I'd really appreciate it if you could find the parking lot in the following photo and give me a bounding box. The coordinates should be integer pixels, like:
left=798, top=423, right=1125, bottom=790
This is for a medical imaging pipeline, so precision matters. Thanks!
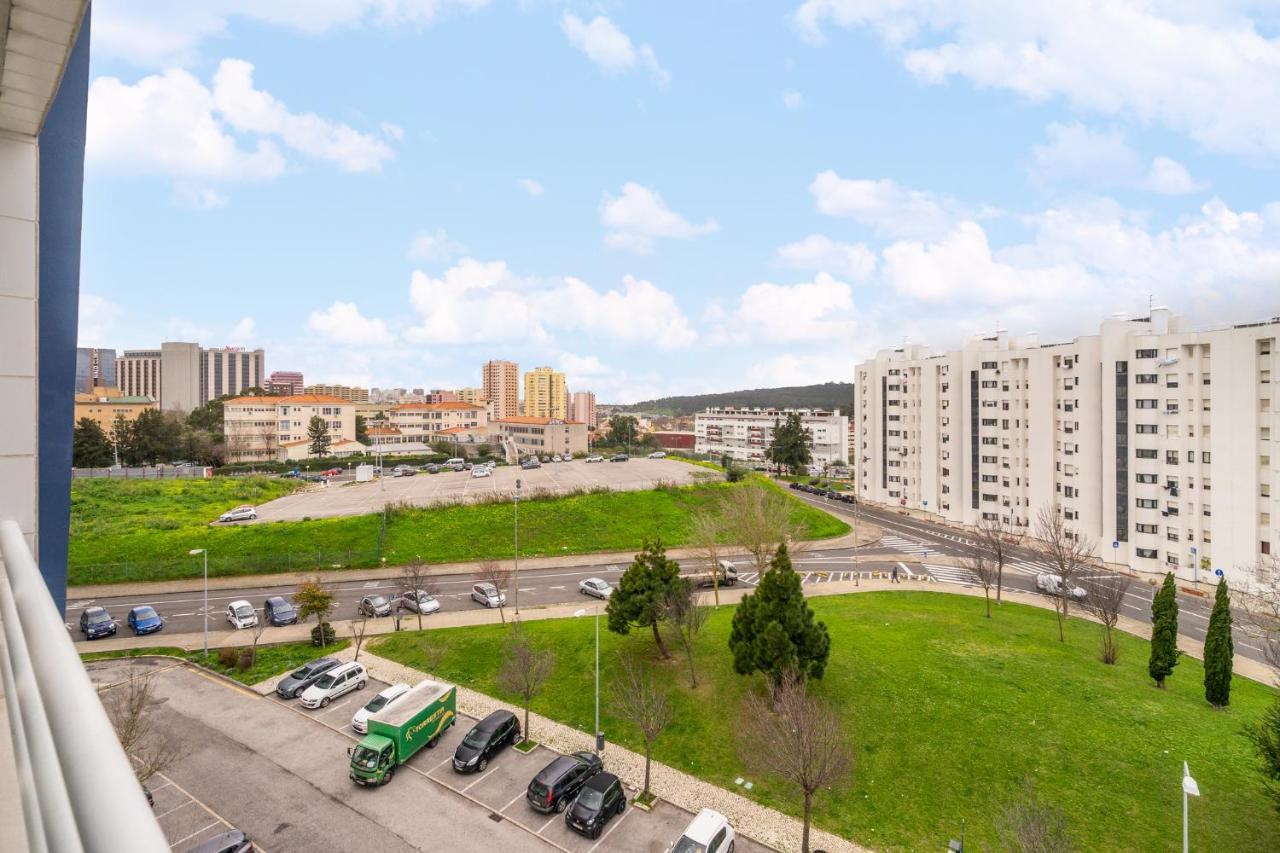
left=248, top=457, right=710, bottom=522
left=87, top=657, right=770, bottom=852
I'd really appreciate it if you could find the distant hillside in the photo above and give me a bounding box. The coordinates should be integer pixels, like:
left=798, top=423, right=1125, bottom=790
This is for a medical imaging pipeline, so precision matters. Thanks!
left=621, top=382, right=853, bottom=416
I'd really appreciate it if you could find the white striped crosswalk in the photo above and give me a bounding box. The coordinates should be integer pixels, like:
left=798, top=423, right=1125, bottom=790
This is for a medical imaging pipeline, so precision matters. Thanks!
left=924, top=564, right=980, bottom=586
left=1007, top=559, right=1057, bottom=577
left=878, top=535, right=935, bottom=556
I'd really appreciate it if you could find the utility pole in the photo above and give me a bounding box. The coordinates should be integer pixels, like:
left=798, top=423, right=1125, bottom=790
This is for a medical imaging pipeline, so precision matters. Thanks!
left=514, top=478, right=521, bottom=617
left=189, top=548, right=209, bottom=658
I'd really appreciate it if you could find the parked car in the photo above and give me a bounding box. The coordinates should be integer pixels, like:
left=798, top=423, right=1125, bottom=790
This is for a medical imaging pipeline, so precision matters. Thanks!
left=551, top=455, right=562, bottom=463
left=321, top=468, right=342, bottom=477
left=79, top=605, right=117, bottom=639
left=276, top=657, right=340, bottom=699
left=264, top=595, right=298, bottom=626
left=299, top=661, right=367, bottom=709
left=609, top=454, right=629, bottom=462
left=217, top=505, right=257, bottom=523
left=648, top=451, right=667, bottom=459
left=226, top=600, right=258, bottom=629
left=398, top=589, right=441, bottom=614
left=280, top=469, right=299, bottom=478
left=521, top=459, right=541, bottom=469
left=565, top=771, right=626, bottom=839
left=358, top=594, right=393, bottom=617
left=671, top=809, right=736, bottom=853
left=1036, top=573, right=1088, bottom=600
left=540, top=455, right=551, bottom=463
left=421, top=464, right=441, bottom=474
left=351, top=682, right=411, bottom=734
left=452, top=709, right=520, bottom=773
left=528, top=750, right=603, bottom=814
left=184, top=828, right=254, bottom=853
left=471, top=582, right=506, bottom=608
left=585, top=455, right=604, bottom=463
left=127, top=605, right=163, bottom=636
left=391, top=467, right=416, bottom=477
left=578, top=577, right=613, bottom=599
left=471, top=466, right=492, bottom=478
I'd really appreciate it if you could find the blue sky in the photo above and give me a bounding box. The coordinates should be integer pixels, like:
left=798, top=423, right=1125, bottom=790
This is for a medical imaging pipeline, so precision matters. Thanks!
left=81, top=1, right=1280, bottom=402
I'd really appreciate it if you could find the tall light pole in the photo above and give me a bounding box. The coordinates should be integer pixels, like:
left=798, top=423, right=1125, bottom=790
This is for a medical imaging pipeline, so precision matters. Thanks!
left=575, top=605, right=602, bottom=755
left=189, top=548, right=209, bottom=658
left=514, top=478, right=521, bottom=617
left=1182, top=761, right=1200, bottom=853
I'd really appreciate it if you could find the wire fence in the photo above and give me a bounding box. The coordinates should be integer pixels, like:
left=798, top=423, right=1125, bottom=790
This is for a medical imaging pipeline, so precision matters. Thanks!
left=68, top=547, right=386, bottom=586
left=72, top=466, right=210, bottom=479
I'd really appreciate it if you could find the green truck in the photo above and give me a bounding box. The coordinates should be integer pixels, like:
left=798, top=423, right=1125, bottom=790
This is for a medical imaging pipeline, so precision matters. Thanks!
left=349, top=679, right=457, bottom=786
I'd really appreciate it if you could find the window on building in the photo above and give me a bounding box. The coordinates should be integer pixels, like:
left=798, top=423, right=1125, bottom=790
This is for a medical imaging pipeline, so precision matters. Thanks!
left=1136, top=349, right=1157, bottom=358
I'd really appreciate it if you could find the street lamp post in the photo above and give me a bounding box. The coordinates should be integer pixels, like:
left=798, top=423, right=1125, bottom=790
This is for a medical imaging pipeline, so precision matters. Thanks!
left=514, top=478, right=521, bottom=617
left=1182, top=761, right=1200, bottom=853
left=575, top=605, right=602, bottom=755
left=189, top=548, right=209, bottom=658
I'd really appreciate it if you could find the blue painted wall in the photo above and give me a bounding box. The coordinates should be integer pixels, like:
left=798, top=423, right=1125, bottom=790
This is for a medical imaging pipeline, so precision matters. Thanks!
left=37, top=7, right=91, bottom=611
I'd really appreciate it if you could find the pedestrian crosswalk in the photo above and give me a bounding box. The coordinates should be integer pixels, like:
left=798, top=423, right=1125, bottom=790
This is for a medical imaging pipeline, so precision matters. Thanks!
left=924, top=564, right=981, bottom=586
left=1007, top=559, right=1058, bottom=577
left=737, top=570, right=863, bottom=587
left=878, top=535, right=935, bottom=556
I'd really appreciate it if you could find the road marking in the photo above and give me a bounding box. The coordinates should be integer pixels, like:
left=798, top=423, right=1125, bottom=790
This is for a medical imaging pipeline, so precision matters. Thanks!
left=363, top=581, right=381, bottom=588
left=924, top=564, right=980, bottom=586
left=538, top=811, right=561, bottom=833
left=549, top=585, right=566, bottom=591
left=587, top=802, right=634, bottom=853
left=171, top=821, right=223, bottom=848
left=153, top=799, right=196, bottom=820
left=462, top=769, right=490, bottom=793
left=501, top=790, right=527, bottom=812
left=427, top=753, right=457, bottom=774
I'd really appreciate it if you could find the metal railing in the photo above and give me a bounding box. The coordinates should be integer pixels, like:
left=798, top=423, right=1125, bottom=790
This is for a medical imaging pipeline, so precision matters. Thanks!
left=0, top=520, right=169, bottom=853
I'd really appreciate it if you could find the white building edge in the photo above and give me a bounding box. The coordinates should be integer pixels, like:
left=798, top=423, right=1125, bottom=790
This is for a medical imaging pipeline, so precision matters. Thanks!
left=695, top=407, right=850, bottom=468
left=854, top=308, right=1279, bottom=590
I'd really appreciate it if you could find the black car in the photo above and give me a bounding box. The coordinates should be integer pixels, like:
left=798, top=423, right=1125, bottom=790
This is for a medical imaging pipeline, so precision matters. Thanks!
left=79, top=605, right=117, bottom=639
left=609, top=454, right=629, bottom=462
left=527, top=750, right=603, bottom=814
left=565, top=772, right=626, bottom=839
left=185, top=828, right=254, bottom=853
left=263, top=596, right=298, bottom=626
left=275, top=657, right=340, bottom=699
left=453, top=709, right=520, bottom=773
left=358, top=594, right=392, bottom=617
left=521, top=459, right=541, bottom=469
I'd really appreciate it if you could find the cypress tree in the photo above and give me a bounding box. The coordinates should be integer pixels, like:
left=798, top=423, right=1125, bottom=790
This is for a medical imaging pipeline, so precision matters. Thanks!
left=729, top=543, right=830, bottom=687
left=1203, top=577, right=1234, bottom=707
left=1148, top=572, right=1180, bottom=688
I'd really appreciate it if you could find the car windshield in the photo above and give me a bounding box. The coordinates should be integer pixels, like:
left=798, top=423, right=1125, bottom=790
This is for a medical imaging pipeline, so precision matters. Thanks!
left=365, top=694, right=391, bottom=712
left=352, top=746, right=381, bottom=768
left=234, top=604, right=254, bottom=618
left=577, top=787, right=604, bottom=810
left=315, top=673, right=337, bottom=689
left=290, top=666, right=313, bottom=679
left=86, top=611, right=111, bottom=625
left=369, top=596, right=387, bottom=607
left=134, top=607, right=157, bottom=620
left=671, top=837, right=708, bottom=853
left=462, top=729, right=490, bottom=748
left=274, top=602, right=294, bottom=614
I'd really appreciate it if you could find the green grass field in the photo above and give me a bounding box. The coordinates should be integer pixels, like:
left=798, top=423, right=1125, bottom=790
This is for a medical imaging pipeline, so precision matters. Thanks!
left=81, top=639, right=350, bottom=685
left=371, top=592, right=1280, bottom=851
left=68, top=477, right=848, bottom=585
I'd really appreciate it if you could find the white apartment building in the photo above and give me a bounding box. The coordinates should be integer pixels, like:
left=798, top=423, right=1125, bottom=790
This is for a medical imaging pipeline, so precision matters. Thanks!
left=694, top=407, right=850, bottom=467
left=223, top=394, right=360, bottom=462
left=367, top=401, right=490, bottom=453
left=854, top=309, right=1280, bottom=588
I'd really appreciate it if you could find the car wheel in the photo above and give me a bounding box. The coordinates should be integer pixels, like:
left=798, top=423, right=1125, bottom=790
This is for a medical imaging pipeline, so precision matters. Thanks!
left=357, top=680, right=366, bottom=690
left=320, top=696, right=331, bottom=708
left=478, top=757, right=488, bottom=772
left=556, top=797, right=567, bottom=813
left=727, top=843, right=734, bottom=853
left=617, top=798, right=625, bottom=814
left=427, top=734, right=439, bottom=749
left=591, top=825, right=601, bottom=840
left=384, top=766, right=394, bottom=784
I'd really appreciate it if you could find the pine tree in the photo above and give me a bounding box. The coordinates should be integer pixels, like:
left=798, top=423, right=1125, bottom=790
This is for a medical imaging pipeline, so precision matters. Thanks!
left=729, top=543, right=830, bottom=687
left=307, top=415, right=332, bottom=458
left=1203, top=577, right=1234, bottom=707
left=605, top=540, right=684, bottom=659
left=766, top=413, right=812, bottom=475
left=72, top=417, right=114, bottom=467
left=1148, top=572, right=1181, bottom=688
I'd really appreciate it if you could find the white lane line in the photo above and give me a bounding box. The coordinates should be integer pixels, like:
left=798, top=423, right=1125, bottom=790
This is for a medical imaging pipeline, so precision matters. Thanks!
left=538, top=811, right=561, bottom=833
left=501, top=790, right=528, bottom=813
left=461, top=770, right=490, bottom=793
left=170, top=821, right=222, bottom=848
left=427, top=753, right=457, bottom=775
left=153, top=799, right=196, bottom=820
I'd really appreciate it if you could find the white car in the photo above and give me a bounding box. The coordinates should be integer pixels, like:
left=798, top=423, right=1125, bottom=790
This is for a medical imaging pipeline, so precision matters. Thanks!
left=552, top=455, right=562, bottom=462
left=225, top=600, right=258, bottom=629
left=300, top=662, right=367, bottom=709
left=399, top=589, right=441, bottom=614
left=471, top=582, right=506, bottom=608
left=579, top=577, right=613, bottom=599
left=471, top=466, right=491, bottom=478
left=351, top=682, right=411, bottom=733
left=670, top=809, right=735, bottom=853
left=585, top=455, right=604, bottom=463
left=218, top=505, right=257, bottom=523
left=1036, top=573, right=1087, bottom=600
left=648, top=451, right=667, bottom=459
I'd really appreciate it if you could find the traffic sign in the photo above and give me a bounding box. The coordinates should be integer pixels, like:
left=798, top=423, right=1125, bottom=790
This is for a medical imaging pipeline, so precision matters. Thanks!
left=1112, top=541, right=1119, bottom=549
left=1215, top=568, right=1224, bottom=578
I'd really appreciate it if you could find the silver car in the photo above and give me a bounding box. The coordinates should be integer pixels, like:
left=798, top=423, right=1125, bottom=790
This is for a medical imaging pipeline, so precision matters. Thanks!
left=578, top=577, right=613, bottom=599
left=471, top=582, right=506, bottom=608
left=399, top=589, right=441, bottom=614
left=1036, top=573, right=1087, bottom=600
left=218, top=504, right=257, bottom=523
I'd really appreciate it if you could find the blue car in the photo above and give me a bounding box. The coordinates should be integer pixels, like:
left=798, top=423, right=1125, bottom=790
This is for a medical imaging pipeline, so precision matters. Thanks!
left=264, top=596, right=298, bottom=626
left=79, top=606, right=117, bottom=640
left=127, top=605, right=164, bottom=636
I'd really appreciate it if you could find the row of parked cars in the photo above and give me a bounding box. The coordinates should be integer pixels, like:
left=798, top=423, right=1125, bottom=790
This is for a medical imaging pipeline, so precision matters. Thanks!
left=788, top=480, right=857, bottom=504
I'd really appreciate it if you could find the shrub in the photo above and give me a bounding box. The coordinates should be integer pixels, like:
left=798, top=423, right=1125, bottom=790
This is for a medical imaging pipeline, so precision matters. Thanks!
left=236, top=649, right=254, bottom=671
left=311, top=621, right=336, bottom=646
left=217, top=647, right=238, bottom=668
left=808, top=477, right=819, bottom=485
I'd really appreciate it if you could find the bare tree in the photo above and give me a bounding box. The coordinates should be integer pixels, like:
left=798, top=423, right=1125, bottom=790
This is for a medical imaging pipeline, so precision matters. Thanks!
left=1082, top=574, right=1132, bottom=664
left=1239, top=555, right=1280, bottom=682
left=689, top=508, right=728, bottom=607
left=974, top=514, right=1025, bottom=604
left=496, top=626, right=555, bottom=745
left=960, top=546, right=1001, bottom=619
left=102, top=669, right=183, bottom=784
left=351, top=612, right=370, bottom=662
left=738, top=672, right=852, bottom=853
left=416, top=636, right=448, bottom=676
left=477, top=559, right=514, bottom=625
left=661, top=580, right=711, bottom=687
left=724, top=482, right=799, bottom=573
left=399, top=556, right=438, bottom=631
left=998, top=780, right=1075, bottom=853
left=1034, top=504, right=1097, bottom=642
left=610, top=653, right=673, bottom=802
left=248, top=615, right=269, bottom=667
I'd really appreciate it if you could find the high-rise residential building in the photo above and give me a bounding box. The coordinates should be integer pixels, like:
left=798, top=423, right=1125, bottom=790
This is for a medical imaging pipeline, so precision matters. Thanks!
left=695, top=407, right=849, bottom=467
left=571, top=391, right=598, bottom=428
left=457, top=386, right=488, bottom=405
left=269, top=370, right=304, bottom=395
left=303, top=383, right=370, bottom=403
left=483, top=359, right=520, bottom=419
left=854, top=308, right=1280, bottom=589
left=200, top=346, right=265, bottom=403
left=74, top=347, right=116, bottom=393
left=117, top=349, right=162, bottom=402
left=118, top=343, right=263, bottom=410
left=523, top=366, right=567, bottom=419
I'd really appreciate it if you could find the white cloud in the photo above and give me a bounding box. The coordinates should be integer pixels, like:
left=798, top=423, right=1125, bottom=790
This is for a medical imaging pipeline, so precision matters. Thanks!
left=791, top=1, right=1280, bottom=159
left=95, top=0, right=491, bottom=67
left=404, top=258, right=696, bottom=348
left=783, top=91, right=805, bottom=109
left=561, top=14, right=670, bottom=85
left=78, top=293, right=125, bottom=347
left=517, top=178, right=545, bottom=197
left=408, top=229, right=467, bottom=263
left=776, top=234, right=876, bottom=281
left=601, top=182, right=718, bottom=253
left=307, top=301, right=394, bottom=346
left=809, top=170, right=967, bottom=239
left=560, top=352, right=609, bottom=380
left=1142, top=156, right=1208, bottom=195
left=379, top=121, right=406, bottom=141
left=174, top=183, right=230, bottom=209
left=228, top=316, right=257, bottom=345
left=748, top=352, right=854, bottom=387
left=1029, top=123, right=1208, bottom=195
left=716, top=274, right=857, bottom=343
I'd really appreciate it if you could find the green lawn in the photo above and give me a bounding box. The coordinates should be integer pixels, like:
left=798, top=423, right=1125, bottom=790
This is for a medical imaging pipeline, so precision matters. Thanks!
left=371, top=592, right=1280, bottom=852
left=81, top=639, right=350, bottom=685
left=68, top=477, right=848, bottom=585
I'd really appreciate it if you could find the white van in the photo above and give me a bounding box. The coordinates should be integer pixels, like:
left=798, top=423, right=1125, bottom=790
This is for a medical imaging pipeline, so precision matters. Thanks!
left=445, top=457, right=465, bottom=466
left=299, top=661, right=367, bottom=709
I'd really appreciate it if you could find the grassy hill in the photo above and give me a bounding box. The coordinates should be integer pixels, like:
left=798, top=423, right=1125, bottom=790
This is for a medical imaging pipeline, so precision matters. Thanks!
left=621, top=381, right=853, bottom=416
